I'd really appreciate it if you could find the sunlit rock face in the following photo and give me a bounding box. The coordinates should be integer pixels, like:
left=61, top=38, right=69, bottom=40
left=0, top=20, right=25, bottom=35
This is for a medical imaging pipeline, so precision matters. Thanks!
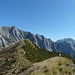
left=0, top=26, right=55, bottom=51
left=0, top=35, right=7, bottom=47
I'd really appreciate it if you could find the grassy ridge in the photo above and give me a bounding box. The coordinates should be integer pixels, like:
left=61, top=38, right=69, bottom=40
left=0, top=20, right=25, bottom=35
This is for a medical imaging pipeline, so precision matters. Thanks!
left=0, top=40, right=31, bottom=75
left=23, top=39, right=75, bottom=63
left=0, top=39, right=75, bottom=75
left=22, top=57, right=75, bottom=75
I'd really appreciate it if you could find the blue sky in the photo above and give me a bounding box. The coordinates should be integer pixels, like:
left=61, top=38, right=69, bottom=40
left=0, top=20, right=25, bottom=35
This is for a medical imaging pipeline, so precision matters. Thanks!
left=0, top=0, right=75, bottom=41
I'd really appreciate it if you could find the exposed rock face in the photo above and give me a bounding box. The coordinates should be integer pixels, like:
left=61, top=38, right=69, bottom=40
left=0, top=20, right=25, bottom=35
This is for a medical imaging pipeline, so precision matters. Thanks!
left=56, top=38, right=75, bottom=58
left=0, top=35, right=7, bottom=48
left=0, top=26, right=54, bottom=51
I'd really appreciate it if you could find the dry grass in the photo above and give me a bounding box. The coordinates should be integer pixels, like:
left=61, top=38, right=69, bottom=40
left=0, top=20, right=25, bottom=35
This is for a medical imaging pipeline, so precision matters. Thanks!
left=21, top=57, right=75, bottom=75
left=0, top=39, right=75, bottom=75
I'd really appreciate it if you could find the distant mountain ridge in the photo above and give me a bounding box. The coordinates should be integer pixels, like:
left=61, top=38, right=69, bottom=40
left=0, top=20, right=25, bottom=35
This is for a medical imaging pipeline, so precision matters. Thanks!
left=56, top=38, right=75, bottom=58
left=0, top=26, right=75, bottom=58
left=56, top=38, right=75, bottom=44
left=0, top=26, right=55, bottom=51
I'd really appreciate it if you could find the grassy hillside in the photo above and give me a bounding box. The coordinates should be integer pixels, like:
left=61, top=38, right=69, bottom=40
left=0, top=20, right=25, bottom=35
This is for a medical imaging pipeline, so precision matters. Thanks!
left=23, top=39, right=59, bottom=62
left=20, top=57, right=75, bottom=75
left=0, top=40, right=31, bottom=75
left=23, top=39, right=75, bottom=63
left=0, top=39, right=75, bottom=75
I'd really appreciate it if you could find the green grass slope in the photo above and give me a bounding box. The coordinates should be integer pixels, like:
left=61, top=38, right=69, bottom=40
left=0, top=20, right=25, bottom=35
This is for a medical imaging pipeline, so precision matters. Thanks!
left=23, top=39, right=75, bottom=63
left=23, top=39, right=59, bottom=62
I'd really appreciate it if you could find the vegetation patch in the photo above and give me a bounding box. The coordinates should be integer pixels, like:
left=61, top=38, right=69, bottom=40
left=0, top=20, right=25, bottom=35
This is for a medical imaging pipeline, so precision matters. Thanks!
left=0, top=39, right=75, bottom=75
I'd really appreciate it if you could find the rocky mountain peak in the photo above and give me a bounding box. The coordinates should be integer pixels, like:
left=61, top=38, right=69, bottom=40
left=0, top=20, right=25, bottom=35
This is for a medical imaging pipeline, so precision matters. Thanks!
left=57, top=38, right=75, bottom=44
left=0, top=26, right=54, bottom=51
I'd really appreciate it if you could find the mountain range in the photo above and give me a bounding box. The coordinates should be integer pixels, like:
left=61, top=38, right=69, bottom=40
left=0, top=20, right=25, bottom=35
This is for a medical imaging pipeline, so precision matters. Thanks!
left=0, top=26, right=75, bottom=58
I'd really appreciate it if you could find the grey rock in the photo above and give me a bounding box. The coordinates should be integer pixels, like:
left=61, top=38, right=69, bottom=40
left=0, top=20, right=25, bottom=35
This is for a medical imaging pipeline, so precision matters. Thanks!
left=0, top=26, right=54, bottom=51
left=56, top=38, right=75, bottom=58
left=0, top=35, right=7, bottom=48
